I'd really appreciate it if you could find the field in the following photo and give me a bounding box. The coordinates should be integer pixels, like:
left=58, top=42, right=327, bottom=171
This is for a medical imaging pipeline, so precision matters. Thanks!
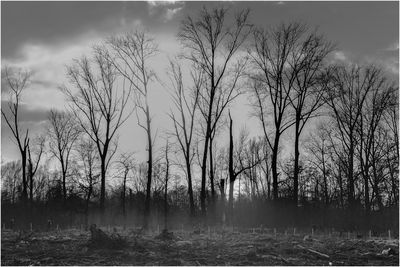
left=1, top=227, right=399, bottom=266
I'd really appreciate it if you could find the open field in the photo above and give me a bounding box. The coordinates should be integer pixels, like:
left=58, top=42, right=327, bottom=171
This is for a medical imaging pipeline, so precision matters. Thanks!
left=1, top=227, right=399, bottom=266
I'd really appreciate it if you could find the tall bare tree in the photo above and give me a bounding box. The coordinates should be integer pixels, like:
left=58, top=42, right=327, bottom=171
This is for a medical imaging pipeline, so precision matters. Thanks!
left=324, top=64, right=383, bottom=211
left=1, top=66, right=32, bottom=206
left=167, top=60, right=202, bottom=216
left=62, top=46, right=131, bottom=213
left=47, top=109, right=81, bottom=202
left=249, top=23, right=305, bottom=200
left=383, top=94, right=399, bottom=205
left=163, top=139, right=170, bottom=230
left=357, top=75, right=394, bottom=215
left=179, top=7, right=252, bottom=214
left=27, top=135, right=45, bottom=204
left=286, top=29, right=334, bottom=206
left=107, top=30, right=157, bottom=228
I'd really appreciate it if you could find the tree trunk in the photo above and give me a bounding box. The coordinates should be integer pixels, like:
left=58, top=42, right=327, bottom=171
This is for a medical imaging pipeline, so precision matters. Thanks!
left=21, top=153, right=28, bottom=206
left=338, top=166, right=344, bottom=209
left=186, top=157, right=195, bottom=216
left=164, top=173, right=168, bottom=230
left=28, top=162, right=33, bottom=204
left=322, top=154, right=329, bottom=207
left=122, top=171, right=127, bottom=222
left=228, top=113, right=235, bottom=222
left=100, top=159, right=106, bottom=213
left=209, top=138, right=215, bottom=202
left=200, top=129, right=210, bottom=215
left=348, top=141, right=355, bottom=210
left=144, top=104, right=153, bottom=229
left=200, top=81, right=215, bottom=215
left=220, top=179, right=226, bottom=225
left=293, top=120, right=300, bottom=206
left=271, top=132, right=280, bottom=200
left=85, top=187, right=92, bottom=229
left=61, top=160, right=67, bottom=203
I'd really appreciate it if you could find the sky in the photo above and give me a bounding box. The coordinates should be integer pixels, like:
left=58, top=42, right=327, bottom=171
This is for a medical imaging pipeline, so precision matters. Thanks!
left=1, top=0, right=399, bottom=166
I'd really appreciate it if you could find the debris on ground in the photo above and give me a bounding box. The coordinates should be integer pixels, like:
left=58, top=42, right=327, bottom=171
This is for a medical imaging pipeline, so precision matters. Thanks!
left=296, top=244, right=330, bottom=259
left=88, top=224, right=128, bottom=250
left=1, top=228, right=398, bottom=266
left=155, top=229, right=176, bottom=241
left=381, top=248, right=396, bottom=256
left=176, top=240, right=193, bottom=246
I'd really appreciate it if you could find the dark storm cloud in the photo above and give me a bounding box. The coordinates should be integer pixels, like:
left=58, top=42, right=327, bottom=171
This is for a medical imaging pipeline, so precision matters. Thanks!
left=1, top=100, right=49, bottom=123
left=1, top=1, right=148, bottom=60
left=2, top=1, right=398, bottom=61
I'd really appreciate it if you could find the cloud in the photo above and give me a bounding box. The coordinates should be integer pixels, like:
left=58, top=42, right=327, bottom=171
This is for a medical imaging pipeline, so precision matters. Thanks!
left=164, top=6, right=183, bottom=21
left=1, top=34, right=101, bottom=110
left=333, top=51, right=347, bottom=62
left=1, top=100, right=49, bottom=123
left=147, top=1, right=184, bottom=22
left=385, top=41, right=399, bottom=51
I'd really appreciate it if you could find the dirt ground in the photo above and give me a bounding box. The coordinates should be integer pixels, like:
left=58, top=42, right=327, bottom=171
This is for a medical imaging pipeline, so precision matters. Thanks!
left=1, top=227, right=399, bottom=266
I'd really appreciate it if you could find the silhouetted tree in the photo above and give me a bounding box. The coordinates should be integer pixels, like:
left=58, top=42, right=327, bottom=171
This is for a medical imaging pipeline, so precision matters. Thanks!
left=357, top=74, right=395, bottom=215
left=27, top=134, right=45, bottom=204
left=1, top=66, right=32, bottom=206
left=286, top=28, right=334, bottom=206
left=107, top=30, right=157, bottom=228
left=250, top=23, right=305, bottom=200
left=167, top=60, right=202, bottom=216
left=116, top=153, right=135, bottom=224
left=62, top=46, right=131, bottom=213
left=324, top=64, right=383, bottom=211
left=73, top=138, right=100, bottom=227
left=179, top=7, right=252, bottom=214
left=47, top=109, right=81, bottom=202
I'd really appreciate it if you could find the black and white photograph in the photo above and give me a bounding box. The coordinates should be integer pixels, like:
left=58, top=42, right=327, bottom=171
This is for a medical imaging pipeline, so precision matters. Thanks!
left=1, top=0, right=399, bottom=266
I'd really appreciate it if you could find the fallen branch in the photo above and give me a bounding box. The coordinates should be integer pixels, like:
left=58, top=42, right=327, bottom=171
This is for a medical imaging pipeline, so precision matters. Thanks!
left=297, top=245, right=330, bottom=259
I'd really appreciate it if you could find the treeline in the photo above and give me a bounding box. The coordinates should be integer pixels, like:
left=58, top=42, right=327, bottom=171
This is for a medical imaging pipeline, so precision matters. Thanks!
left=1, top=7, right=398, bottom=232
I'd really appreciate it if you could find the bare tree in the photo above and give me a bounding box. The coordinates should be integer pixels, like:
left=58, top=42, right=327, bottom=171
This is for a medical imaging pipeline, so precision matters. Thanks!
left=116, top=152, right=135, bottom=224
left=357, top=75, right=395, bottom=215
left=286, top=29, right=334, bottom=206
left=167, top=60, right=202, bottom=216
left=305, top=122, right=333, bottom=207
left=163, top=139, right=170, bottom=230
left=1, top=66, right=32, bottom=206
left=73, top=138, right=100, bottom=227
left=249, top=23, right=306, bottom=200
left=324, top=64, right=383, bottom=211
left=383, top=91, right=399, bottom=206
left=1, top=161, right=22, bottom=204
left=47, top=109, right=81, bottom=202
left=228, top=112, right=260, bottom=222
left=61, top=46, right=131, bottom=213
left=107, top=30, right=157, bottom=228
left=179, top=7, right=252, bottom=214
left=27, top=135, right=45, bottom=204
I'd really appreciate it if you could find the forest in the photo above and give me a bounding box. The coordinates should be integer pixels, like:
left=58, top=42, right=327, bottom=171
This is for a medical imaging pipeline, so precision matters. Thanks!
left=1, top=6, right=399, bottom=237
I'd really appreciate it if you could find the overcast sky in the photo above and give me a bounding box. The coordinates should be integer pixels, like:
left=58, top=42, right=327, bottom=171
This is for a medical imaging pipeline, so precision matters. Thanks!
left=1, top=1, right=399, bottom=164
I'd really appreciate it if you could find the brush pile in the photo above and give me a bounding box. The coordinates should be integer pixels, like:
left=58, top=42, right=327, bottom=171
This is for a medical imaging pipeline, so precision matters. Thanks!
left=88, top=224, right=128, bottom=250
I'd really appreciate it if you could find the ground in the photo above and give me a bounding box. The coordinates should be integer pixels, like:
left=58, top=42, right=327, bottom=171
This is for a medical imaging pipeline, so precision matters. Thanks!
left=1, top=227, right=399, bottom=266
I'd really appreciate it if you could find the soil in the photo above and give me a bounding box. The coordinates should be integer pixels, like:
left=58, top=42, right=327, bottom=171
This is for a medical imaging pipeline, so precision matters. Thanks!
left=1, top=228, right=399, bottom=266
